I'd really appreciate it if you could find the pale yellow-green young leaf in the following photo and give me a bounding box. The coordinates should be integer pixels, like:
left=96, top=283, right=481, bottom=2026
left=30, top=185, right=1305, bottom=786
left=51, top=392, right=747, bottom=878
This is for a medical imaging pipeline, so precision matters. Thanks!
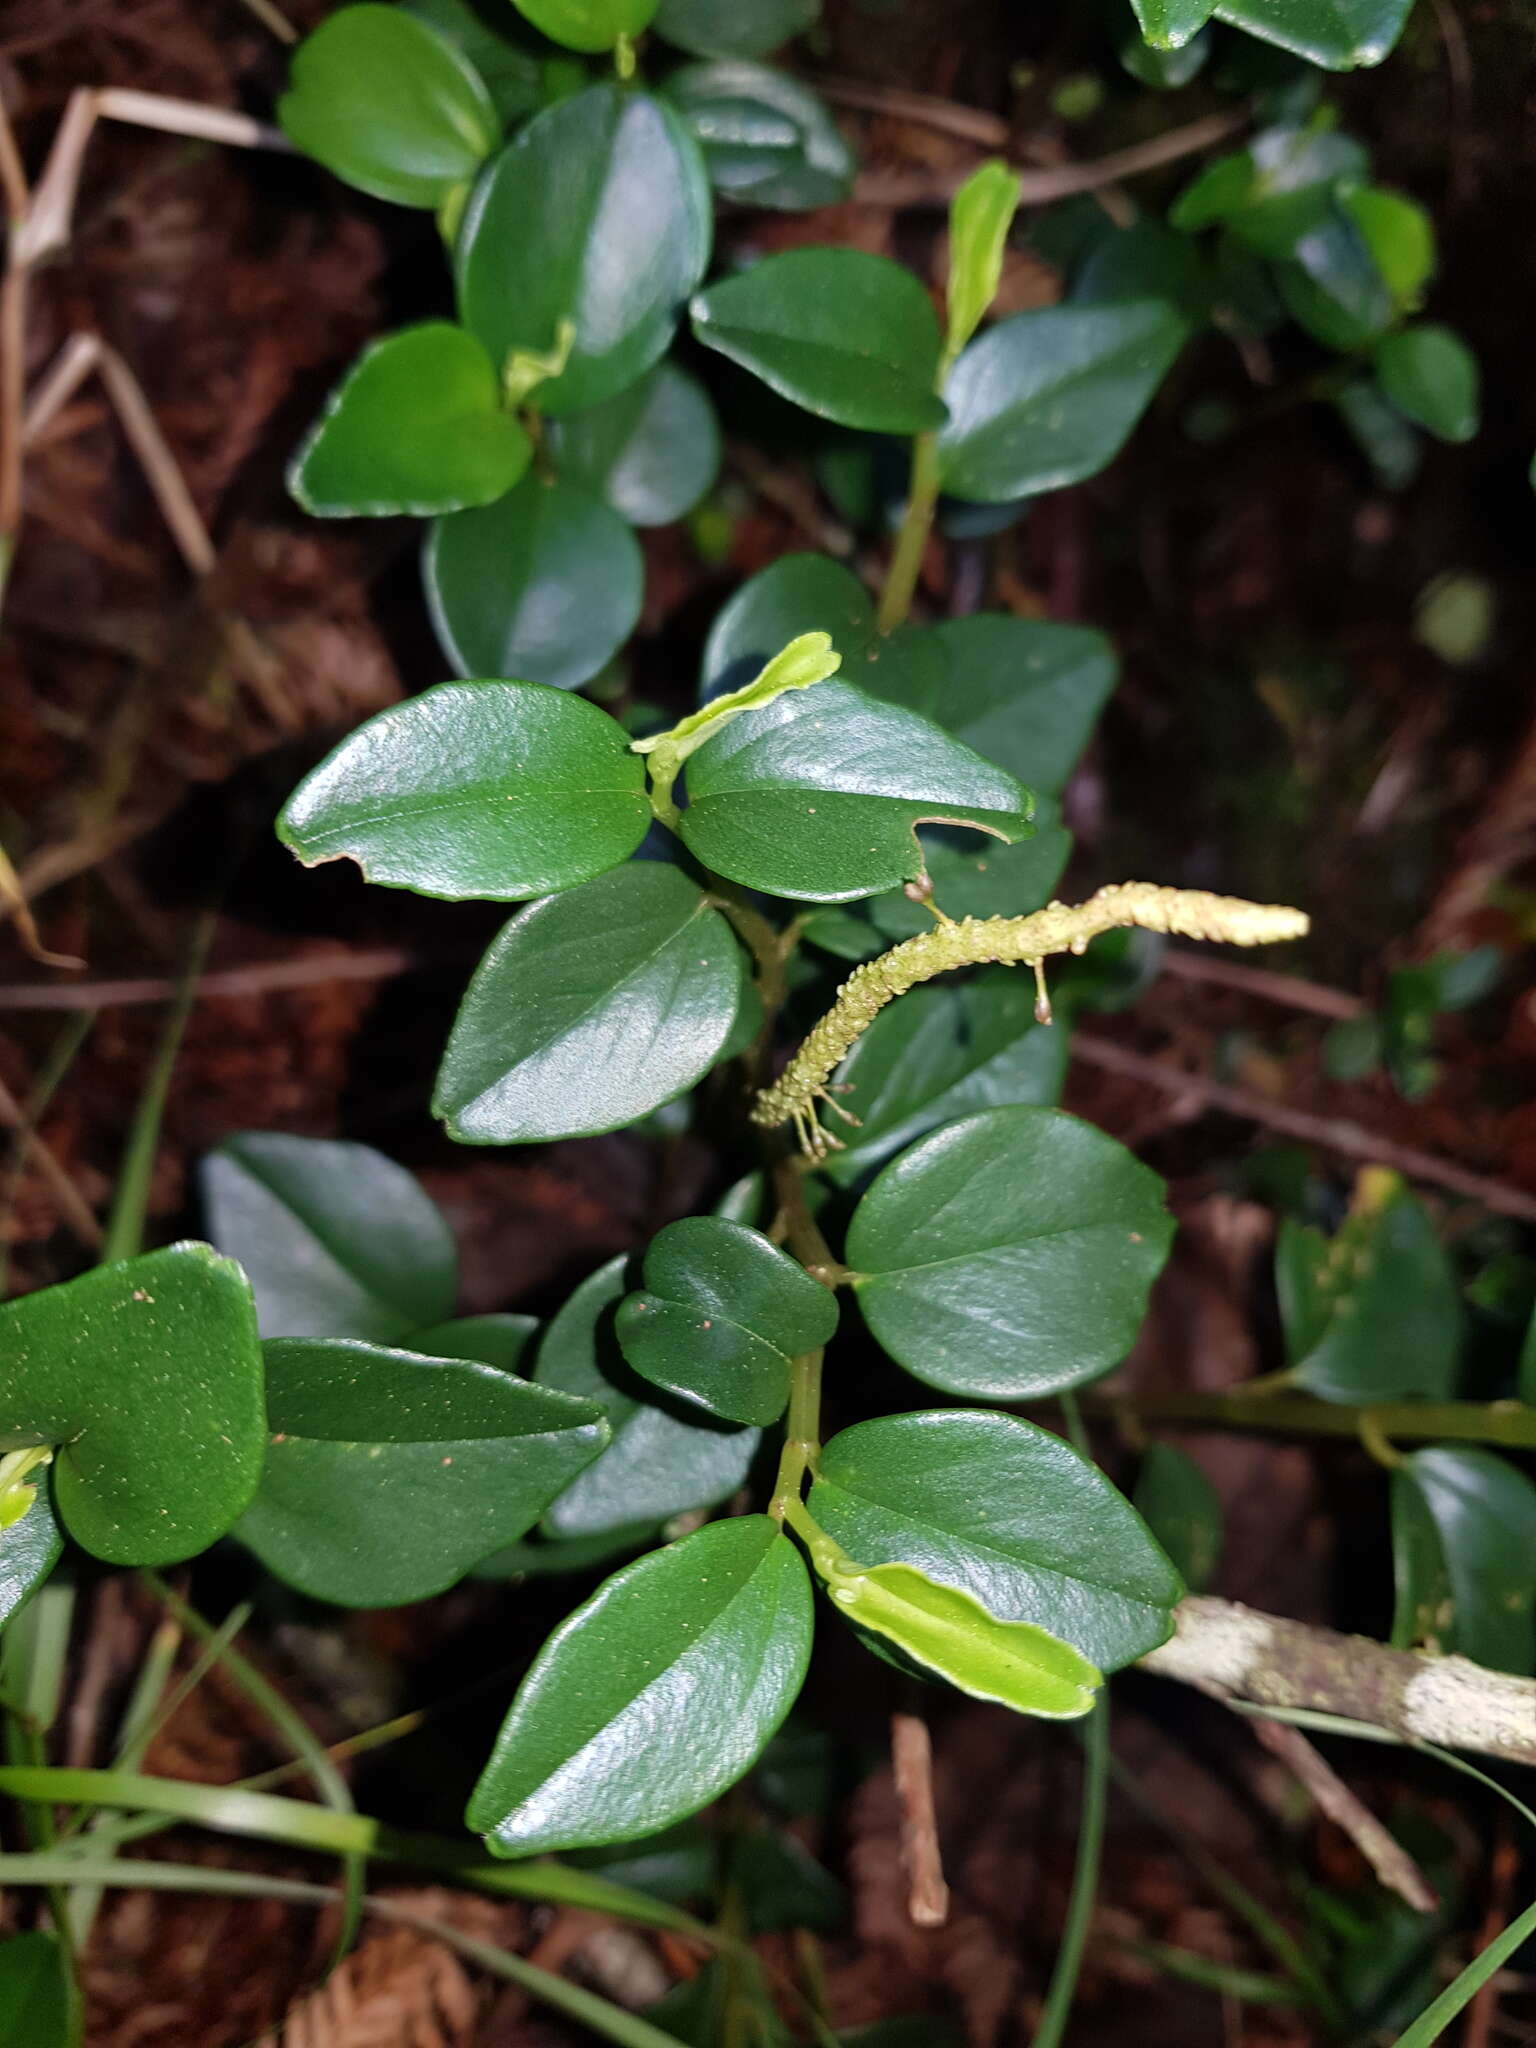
left=827, top=1559, right=1102, bottom=1718
left=945, top=160, right=1024, bottom=364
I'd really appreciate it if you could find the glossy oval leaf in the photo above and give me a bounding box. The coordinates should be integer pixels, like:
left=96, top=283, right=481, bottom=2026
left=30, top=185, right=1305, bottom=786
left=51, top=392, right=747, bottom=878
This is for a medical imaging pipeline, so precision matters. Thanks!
left=0, top=1933, right=70, bottom=2048
left=701, top=553, right=877, bottom=701
left=0, top=1244, right=265, bottom=1567
left=855, top=614, right=1117, bottom=794
left=938, top=299, right=1187, bottom=503
left=663, top=62, right=854, bottom=211
left=1212, top=0, right=1414, bottom=68
left=238, top=1337, right=607, bottom=1607
left=679, top=679, right=1036, bottom=902
left=1133, top=1442, right=1223, bottom=1594
left=278, top=680, right=648, bottom=900
left=692, top=251, right=946, bottom=434
left=202, top=1133, right=457, bottom=1343
left=1375, top=324, right=1479, bottom=443
left=811, top=1409, right=1182, bottom=1670
left=402, top=0, right=548, bottom=126
left=655, top=0, right=817, bottom=56
left=823, top=1559, right=1100, bottom=1718
left=468, top=1514, right=813, bottom=1853
left=289, top=324, right=529, bottom=520
left=1273, top=207, right=1396, bottom=351
left=616, top=1217, right=839, bottom=1425
left=535, top=1255, right=760, bottom=1537
left=0, top=1469, right=62, bottom=1631
left=548, top=363, right=720, bottom=526
left=511, top=0, right=658, bottom=51
left=279, top=4, right=500, bottom=208
left=947, top=160, right=1023, bottom=358
left=435, top=863, right=743, bottom=1143
left=412, top=1313, right=539, bottom=1374
left=426, top=474, right=644, bottom=692
left=847, top=1107, right=1174, bottom=1398
left=1132, top=0, right=1217, bottom=45
left=820, top=968, right=1067, bottom=1186
left=1390, top=1448, right=1536, bottom=1675
left=456, top=84, right=711, bottom=417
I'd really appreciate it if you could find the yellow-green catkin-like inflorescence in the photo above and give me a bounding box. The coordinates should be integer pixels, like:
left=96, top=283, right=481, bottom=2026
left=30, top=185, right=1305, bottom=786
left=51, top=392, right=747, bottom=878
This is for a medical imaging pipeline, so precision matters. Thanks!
left=753, top=882, right=1310, bottom=1159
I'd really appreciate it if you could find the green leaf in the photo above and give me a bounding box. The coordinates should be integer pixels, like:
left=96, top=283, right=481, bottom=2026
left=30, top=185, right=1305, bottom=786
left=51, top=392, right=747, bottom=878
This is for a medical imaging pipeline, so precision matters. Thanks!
left=663, top=62, right=854, bottom=212
left=0, top=1244, right=265, bottom=1567
left=1213, top=0, right=1414, bottom=68
left=1171, top=126, right=1370, bottom=259
left=0, top=1932, right=70, bottom=2048
left=202, top=1132, right=456, bottom=1343
left=946, top=160, right=1023, bottom=359
left=278, top=680, right=649, bottom=899
left=691, top=250, right=946, bottom=435
left=1341, top=184, right=1434, bottom=307
left=1072, top=218, right=1213, bottom=324
left=411, top=1314, right=540, bottom=1374
left=1133, top=1443, right=1223, bottom=1593
left=237, top=1337, right=607, bottom=1607
left=434, top=864, right=744, bottom=1143
left=819, top=1558, right=1100, bottom=1718
left=701, top=553, right=876, bottom=700
left=1390, top=1448, right=1536, bottom=1674
left=865, top=813, right=1074, bottom=934
left=1281, top=1187, right=1462, bottom=1403
left=426, top=474, right=644, bottom=691
left=548, top=363, right=720, bottom=526
left=467, top=1515, right=813, bottom=1853
left=456, top=85, right=710, bottom=417
left=278, top=4, right=500, bottom=208
left=0, top=1467, right=62, bottom=1631
left=401, top=0, right=548, bottom=127
left=1273, top=207, right=1395, bottom=351
left=288, top=324, right=529, bottom=520
left=654, top=0, right=818, bottom=59
left=616, top=1218, right=838, bottom=1426
left=820, top=968, right=1068, bottom=1186
left=846, top=1107, right=1174, bottom=1398
left=855, top=614, right=1117, bottom=793
left=1374, top=324, right=1478, bottom=443
left=1132, top=0, right=1217, bottom=46
left=1120, top=21, right=1210, bottom=84
left=1334, top=377, right=1422, bottom=492
left=535, top=1256, right=760, bottom=1537
left=810, top=1409, right=1183, bottom=1670
left=938, top=300, right=1187, bottom=503
left=679, top=680, right=1036, bottom=903
left=510, top=0, right=658, bottom=52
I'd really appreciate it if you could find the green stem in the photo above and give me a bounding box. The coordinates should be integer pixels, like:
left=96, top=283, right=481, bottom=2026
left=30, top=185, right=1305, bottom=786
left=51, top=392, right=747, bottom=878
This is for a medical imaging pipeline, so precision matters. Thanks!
left=877, top=430, right=941, bottom=633
left=1030, top=1694, right=1110, bottom=2048
left=769, top=1350, right=824, bottom=1522
left=1082, top=1391, right=1536, bottom=1451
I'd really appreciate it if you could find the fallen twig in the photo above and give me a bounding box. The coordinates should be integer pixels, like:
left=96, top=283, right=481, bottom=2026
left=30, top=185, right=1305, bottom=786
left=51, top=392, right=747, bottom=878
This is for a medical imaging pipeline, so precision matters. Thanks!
left=1248, top=1716, right=1437, bottom=1912
left=1158, top=950, right=1365, bottom=1022
left=891, top=1706, right=950, bottom=1928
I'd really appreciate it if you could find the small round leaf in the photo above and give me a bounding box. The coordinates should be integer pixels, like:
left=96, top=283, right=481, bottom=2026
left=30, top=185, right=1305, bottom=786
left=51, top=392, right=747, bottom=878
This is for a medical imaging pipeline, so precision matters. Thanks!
left=1374, top=323, right=1479, bottom=444
left=548, top=363, right=721, bottom=526
left=663, top=62, right=854, bottom=212
left=510, top=0, right=658, bottom=52
left=654, top=0, right=818, bottom=57
left=701, top=552, right=877, bottom=701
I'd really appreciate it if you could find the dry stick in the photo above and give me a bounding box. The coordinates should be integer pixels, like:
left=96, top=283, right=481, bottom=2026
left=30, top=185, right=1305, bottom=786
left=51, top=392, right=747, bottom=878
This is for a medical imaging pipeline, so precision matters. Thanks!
left=0, top=947, right=427, bottom=1011
left=1139, top=1598, right=1536, bottom=1769
left=1247, top=1716, right=1437, bottom=1913
left=854, top=111, right=1246, bottom=209
left=1158, top=950, right=1366, bottom=1022
left=1071, top=1033, right=1536, bottom=1225
left=816, top=78, right=1010, bottom=148
left=0, top=1070, right=101, bottom=1250
left=890, top=1707, right=950, bottom=1929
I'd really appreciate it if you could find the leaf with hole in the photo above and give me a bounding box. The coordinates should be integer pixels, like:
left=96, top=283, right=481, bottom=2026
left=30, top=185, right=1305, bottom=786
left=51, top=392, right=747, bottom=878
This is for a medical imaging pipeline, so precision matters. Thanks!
left=1375, top=324, right=1478, bottom=443
left=864, top=813, right=1074, bottom=939
left=938, top=299, right=1187, bottom=502
left=854, top=614, right=1117, bottom=793
left=616, top=1217, right=838, bottom=1425
left=654, top=0, right=818, bottom=59
left=1390, top=1448, right=1536, bottom=1675
left=288, top=324, right=530, bottom=519
left=701, top=554, right=877, bottom=702
left=203, top=1133, right=457, bottom=1344
left=278, top=4, right=500, bottom=208
left=456, top=84, right=710, bottom=417
left=663, top=62, right=854, bottom=212
left=510, top=0, right=658, bottom=51
left=548, top=363, right=720, bottom=526
left=0, top=1932, right=70, bottom=2048
left=846, top=1107, right=1174, bottom=1398
left=468, top=1514, right=813, bottom=1853
left=535, top=1256, right=760, bottom=1537
left=1133, top=1443, right=1223, bottom=1593
left=0, top=1244, right=265, bottom=1567
left=237, top=1337, right=608, bottom=1606
left=811, top=1409, right=1182, bottom=1669
left=278, top=680, right=649, bottom=899
left=679, top=680, right=1035, bottom=903
left=692, top=250, right=946, bottom=435
left=426, top=475, right=644, bottom=691
left=434, top=864, right=744, bottom=1144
